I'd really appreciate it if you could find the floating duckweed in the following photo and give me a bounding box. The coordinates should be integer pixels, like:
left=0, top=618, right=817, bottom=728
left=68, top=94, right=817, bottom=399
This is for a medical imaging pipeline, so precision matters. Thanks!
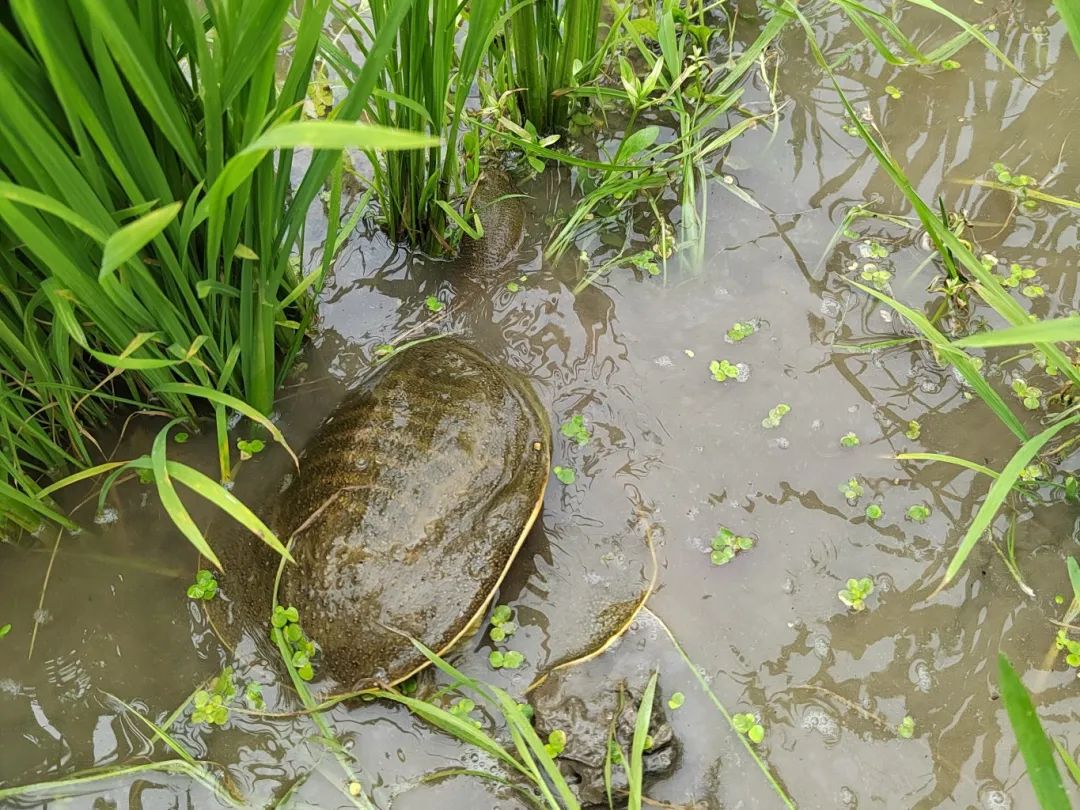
left=726, top=321, right=757, bottom=342
left=560, top=414, right=590, bottom=445
left=865, top=504, right=883, bottom=521
left=668, top=692, right=685, bottom=710
left=840, top=432, right=860, bottom=448
left=838, top=577, right=874, bottom=612
left=186, top=569, right=219, bottom=601
left=733, top=712, right=765, bottom=744
left=544, top=729, right=567, bottom=757
left=905, top=420, right=921, bottom=440
left=884, top=85, right=902, bottom=99
left=762, top=404, right=790, bottom=429
left=1011, top=378, right=1042, bottom=410
left=237, top=438, right=265, bottom=460
left=553, top=466, right=576, bottom=485
left=709, top=359, right=740, bottom=382
left=710, top=527, right=754, bottom=565
left=489, top=649, right=525, bottom=670
left=906, top=504, right=931, bottom=523
left=424, top=295, right=444, bottom=313
left=897, top=715, right=915, bottom=739
left=840, top=477, right=864, bottom=502
left=1056, top=630, right=1080, bottom=669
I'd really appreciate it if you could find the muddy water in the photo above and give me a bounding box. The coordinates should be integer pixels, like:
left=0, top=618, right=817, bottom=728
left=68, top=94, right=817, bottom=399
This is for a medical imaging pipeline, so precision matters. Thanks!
left=3, top=3, right=1080, bottom=808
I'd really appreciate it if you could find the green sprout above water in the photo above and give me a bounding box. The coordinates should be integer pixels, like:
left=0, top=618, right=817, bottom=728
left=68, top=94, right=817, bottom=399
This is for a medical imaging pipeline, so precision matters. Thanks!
left=237, top=438, right=265, bottom=461
left=553, top=466, right=576, bottom=485
left=864, top=504, right=883, bottom=521
left=840, top=477, right=864, bottom=502
left=907, top=504, right=931, bottom=523
left=838, top=577, right=875, bottom=612
left=905, top=420, right=921, bottom=440
left=272, top=605, right=317, bottom=681
left=864, top=241, right=889, bottom=259
left=711, top=528, right=754, bottom=566
left=897, top=715, right=916, bottom=739
left=425, top=295, right=444, bottom=313
left=709, top=359, right=740, bottom=382
left=543, top=729, right=567, bottom=757
left=726, top=321, right=757, bottom=342
left=762, top=404, right=790, bottom=429
left=668, top=692, right=685, bottom=710
left=1011, top=378, right=1043, bottom=410
left=840, top=432, right=860, bottom=448
left=884, top=84, right=902, bottom=100
left=174, top=431, right=189, bottom=444
left=732, top=712, right=765, bottom=744
left=186, top=569, right=219, bottom=601
left=560, top=414, right=590, bottom=445
left=489, top=604, right=517, bottom=643
left=941, top=59, right=960, bottom=69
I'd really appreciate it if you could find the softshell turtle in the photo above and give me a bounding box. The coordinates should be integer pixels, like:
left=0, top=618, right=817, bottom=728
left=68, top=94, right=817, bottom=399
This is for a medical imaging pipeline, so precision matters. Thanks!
left=217, top=338, right=550, bottom=688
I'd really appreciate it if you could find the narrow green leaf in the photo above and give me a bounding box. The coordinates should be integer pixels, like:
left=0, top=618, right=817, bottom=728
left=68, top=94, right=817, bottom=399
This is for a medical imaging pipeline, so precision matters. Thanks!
left=1055, top=0, right=1080, bottom=58
left=952, top=317, right=1080, bottom=348
left=151, top=422, right=222, bottom=570
left=941, top=416, right=1078, bottom=588
left=100, top=202, right=182, bottom=280
left=247, top=121, right=440, bottom=152
left=998, top=654, right=1070, bottom=810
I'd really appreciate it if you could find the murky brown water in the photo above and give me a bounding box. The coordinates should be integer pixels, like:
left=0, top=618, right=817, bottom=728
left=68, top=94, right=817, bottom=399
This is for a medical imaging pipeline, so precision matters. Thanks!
left=3, top=2, right=1080, bottom=808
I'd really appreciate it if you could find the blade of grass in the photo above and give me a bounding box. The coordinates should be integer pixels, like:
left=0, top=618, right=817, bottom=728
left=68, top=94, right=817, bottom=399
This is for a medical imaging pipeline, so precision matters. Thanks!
left=951, top=318, right=1080, bottom=348
left=627, top=671, right=658, bottom=810
left=938, top=415, right=1078, bottom=591
left=998, top=654, right=1070, bottom=810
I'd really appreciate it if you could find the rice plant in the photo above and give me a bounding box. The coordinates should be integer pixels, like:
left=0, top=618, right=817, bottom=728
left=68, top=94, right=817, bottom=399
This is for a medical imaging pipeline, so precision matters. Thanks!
left=327, top=0, right=504, bottom=252
left=490, top=0, right=605, bottom=134
left=0, top=0, right=432, bottom=534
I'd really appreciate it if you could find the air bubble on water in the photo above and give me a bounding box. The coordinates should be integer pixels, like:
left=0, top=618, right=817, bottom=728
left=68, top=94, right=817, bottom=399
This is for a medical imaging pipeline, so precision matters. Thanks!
left=879, top=308, right=893, bottom=323
left=839, top=786, right=858, bottom=808
left=782, top=577, right=795, bottom=595
left=584, top=571, right=603, bottom=586
left=94, top=507, right=118, bottom=526
left=0, top=678, right=22, bottom=696
left=771, top=437, right=790, bottom=450
left=847, top=405, right=859, bottom=414
left=655, top=355, right=673, bottom=367
left=801, top=706, right=841, bottom=743
left=979, top=787, right=1011, bottom=810
left=223, top=479, right=236, bottom=492
left=734, top=363, right=751, bottom=382
left=812, top=635, right=831, bottom=660
left=279, top=473, right=293, bottom=493
left=810, top=419, right=823, bottom=431
left=33, top=609, right=51, bottom=626
left=227, top=410, right=242, bottom=429
left=821, top=297, right=841, bottom=318
left=911, top=660, right=933, bottom=692
left=919, top=379, right=941, bottom=394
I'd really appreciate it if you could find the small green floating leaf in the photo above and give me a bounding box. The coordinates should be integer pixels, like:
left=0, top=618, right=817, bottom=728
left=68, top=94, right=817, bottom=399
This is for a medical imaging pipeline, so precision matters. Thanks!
left=553, top=466, right=576, bottom=485
left=897, top=715, right=915, bottom=739
left=865, top=504, right=883, bottom=521
left=905, top=420, right=922, bottom=440
left=907, top=504, right=931, bottom=523
left=668, top=692, right=685, bottom=710
left=0, top=623, right=11, bottom=639
left=559, top=414, right=590, bottom=445
left=425, top=295, right=444, bottom=313
left=840, top=432, right=860, bottom=448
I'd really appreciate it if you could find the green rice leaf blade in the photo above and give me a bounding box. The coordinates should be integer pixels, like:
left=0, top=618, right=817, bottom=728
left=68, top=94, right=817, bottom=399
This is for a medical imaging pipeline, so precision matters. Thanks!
left=151, top=424, right=223, bottom=570
left=997, top=654, right=1070, bottom=810
left=100, top=202, right=182, bottom=280
left=1055, top=0, right=1080, bottom=58
left=952, top=317, right=1080, bottom=348
left=941, top=416, right=1078, bottom=588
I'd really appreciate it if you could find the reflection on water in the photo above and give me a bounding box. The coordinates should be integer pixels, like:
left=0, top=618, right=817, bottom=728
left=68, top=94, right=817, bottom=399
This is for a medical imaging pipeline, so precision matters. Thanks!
left=2, top=3, right=1079, bottom=808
